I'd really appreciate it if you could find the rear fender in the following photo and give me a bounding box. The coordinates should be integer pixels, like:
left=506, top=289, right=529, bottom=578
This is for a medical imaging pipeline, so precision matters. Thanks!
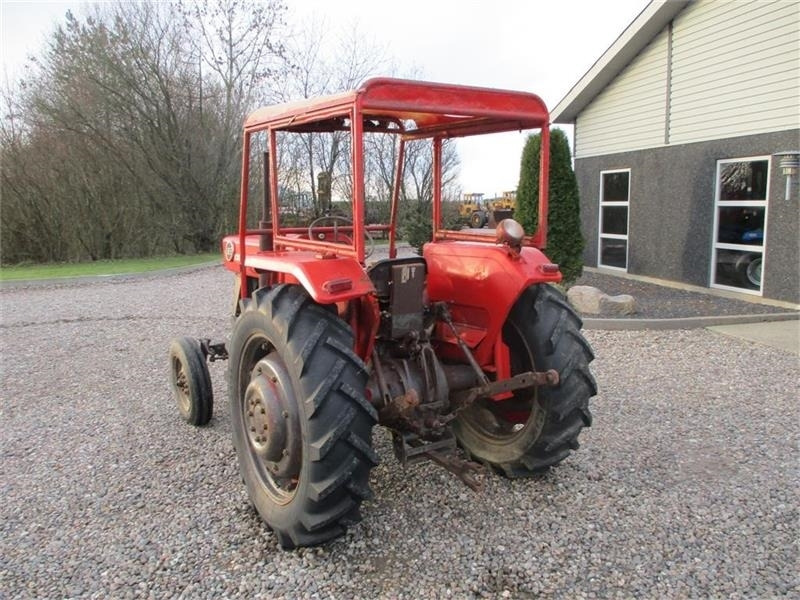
left=423, top=241, right=561, bottom=366
left=222, top=234, right=375, bottom=305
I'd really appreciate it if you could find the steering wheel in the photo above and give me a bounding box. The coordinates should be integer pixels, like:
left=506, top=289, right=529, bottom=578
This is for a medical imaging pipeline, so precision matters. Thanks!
left=307, top=215, right=375, bottom=259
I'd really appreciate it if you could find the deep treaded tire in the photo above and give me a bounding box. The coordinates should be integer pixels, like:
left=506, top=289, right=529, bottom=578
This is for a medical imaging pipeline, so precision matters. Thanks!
left=169, top=336, right=213, bottom=426
left=453, top=284, right=596, bottom=476
left=471, top=211, right=487, bottom=228
left=228, top=284, right=378, bottom=549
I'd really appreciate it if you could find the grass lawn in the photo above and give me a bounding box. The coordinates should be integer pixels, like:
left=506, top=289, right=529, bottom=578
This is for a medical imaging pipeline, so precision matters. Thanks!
left=0, top=253, right=219, bottom=281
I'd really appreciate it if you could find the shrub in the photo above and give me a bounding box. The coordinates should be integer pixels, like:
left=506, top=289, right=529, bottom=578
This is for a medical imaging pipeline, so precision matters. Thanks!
left=516, top=128, right=585, bottom=284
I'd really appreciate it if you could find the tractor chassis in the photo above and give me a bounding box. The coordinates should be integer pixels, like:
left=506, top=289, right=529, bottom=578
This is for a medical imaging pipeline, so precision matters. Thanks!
left=198, top=338, right=229, bottom=363
left=379, top=352, right=559, bottom=490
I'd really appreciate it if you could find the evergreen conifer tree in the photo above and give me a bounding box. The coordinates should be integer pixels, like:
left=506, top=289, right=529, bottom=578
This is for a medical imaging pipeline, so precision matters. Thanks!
left=516, top=128, right=585, bottom=284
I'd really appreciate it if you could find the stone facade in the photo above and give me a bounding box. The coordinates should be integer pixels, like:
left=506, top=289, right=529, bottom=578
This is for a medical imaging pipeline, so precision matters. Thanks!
left=574, top=129, right=800, bottom=304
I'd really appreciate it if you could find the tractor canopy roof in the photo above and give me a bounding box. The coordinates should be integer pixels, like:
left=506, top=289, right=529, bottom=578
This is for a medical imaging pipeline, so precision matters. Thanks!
left=245, top=77, right=549, bottom=138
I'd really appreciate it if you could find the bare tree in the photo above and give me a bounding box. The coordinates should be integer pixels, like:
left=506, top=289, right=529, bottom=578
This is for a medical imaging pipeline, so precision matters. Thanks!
left=0, top=1, right=462, bottom=264
left=271, top=20, right=392, bottom=217
left=1, top=0, right=289, bottom=263
left=404, top=139, right=460, bottom=202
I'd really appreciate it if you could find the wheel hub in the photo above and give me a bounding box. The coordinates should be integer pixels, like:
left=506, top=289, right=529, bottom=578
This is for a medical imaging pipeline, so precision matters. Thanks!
left=172, top=358, right=190, bottom=415
left=244, top=355, right=301, bottom=480
left=747, top=258, right=762, bottom=287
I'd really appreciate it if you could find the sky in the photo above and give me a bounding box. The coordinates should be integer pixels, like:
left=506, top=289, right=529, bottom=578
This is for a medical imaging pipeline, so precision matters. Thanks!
left=0, top=0, right=649, bottom=195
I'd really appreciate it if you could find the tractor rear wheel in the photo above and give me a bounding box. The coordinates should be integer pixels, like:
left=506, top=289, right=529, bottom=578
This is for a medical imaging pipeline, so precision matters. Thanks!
left=453, top=284, right=596, bottom=476
left=228, top=284, right=378, bottom=549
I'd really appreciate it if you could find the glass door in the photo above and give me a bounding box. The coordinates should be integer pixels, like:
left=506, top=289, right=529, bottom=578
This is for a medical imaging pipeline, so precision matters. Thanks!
left=598, top=169, right=630, bottom=270
left=711, top=157, right=769, bottom=294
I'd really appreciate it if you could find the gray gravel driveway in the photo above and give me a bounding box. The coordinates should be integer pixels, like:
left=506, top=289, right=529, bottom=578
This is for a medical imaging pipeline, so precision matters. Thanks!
left=1, top=266, right=798, bottom=598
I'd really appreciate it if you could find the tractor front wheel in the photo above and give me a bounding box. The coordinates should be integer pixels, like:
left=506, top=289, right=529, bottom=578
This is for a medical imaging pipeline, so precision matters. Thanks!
left=453, top=285, right=596, bottom=476
left=228, top=284, right=378, bottom=549
left=470, top=210, right=488, bottom=228
left=169, top=336, right=213, bottom=426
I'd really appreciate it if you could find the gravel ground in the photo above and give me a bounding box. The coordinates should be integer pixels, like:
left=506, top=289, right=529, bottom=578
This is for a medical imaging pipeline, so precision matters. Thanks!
left=1, top=265, right=798, bottom=599
left=574, top=270, right=796, bottom=319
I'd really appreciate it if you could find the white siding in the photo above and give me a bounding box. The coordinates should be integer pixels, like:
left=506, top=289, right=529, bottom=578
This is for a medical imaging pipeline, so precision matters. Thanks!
left=576, top=29, right=668, bottom=158
left=669, top=0, right=800, bottom=144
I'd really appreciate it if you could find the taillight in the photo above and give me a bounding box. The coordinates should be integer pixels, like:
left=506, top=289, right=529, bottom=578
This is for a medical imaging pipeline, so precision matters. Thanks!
left=540, top=263, right=560, bottom=274
left=322, top=278, right=353, bottom=293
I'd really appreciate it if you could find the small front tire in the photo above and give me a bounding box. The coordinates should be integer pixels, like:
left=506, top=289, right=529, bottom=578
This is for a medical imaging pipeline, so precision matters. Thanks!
left=471, top=211, right=488, bottom=228
left=168, top=337, right=213, bottom=426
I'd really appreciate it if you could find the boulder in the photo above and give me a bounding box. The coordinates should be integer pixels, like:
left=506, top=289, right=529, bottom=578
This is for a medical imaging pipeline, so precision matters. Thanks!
left=566, top=285, right=606, bottom=314
left=599, top=293, right=637, bottom=316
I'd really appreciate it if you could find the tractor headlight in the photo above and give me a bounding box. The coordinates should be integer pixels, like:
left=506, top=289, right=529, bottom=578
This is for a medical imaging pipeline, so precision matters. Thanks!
left=496, top=218, right=524, bottom=248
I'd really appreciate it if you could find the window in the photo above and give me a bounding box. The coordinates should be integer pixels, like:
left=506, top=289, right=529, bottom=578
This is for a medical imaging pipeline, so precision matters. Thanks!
left=598, top=169, right=630, bottom=270
left=711, top=157, right=769, bottom=294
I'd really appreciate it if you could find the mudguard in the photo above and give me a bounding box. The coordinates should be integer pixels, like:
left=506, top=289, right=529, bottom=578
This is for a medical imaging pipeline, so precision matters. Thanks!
left=423, top=241, right=562, bottom=366
left=222, top=235, right=375, bottom=305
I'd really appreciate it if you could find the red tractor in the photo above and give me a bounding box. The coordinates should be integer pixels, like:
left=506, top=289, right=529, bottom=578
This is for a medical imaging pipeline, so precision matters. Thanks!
left=169, top=78, right=596, bottom=549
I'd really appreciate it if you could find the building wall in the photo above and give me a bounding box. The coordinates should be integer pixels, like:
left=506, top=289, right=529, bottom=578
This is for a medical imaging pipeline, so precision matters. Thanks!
left=670, top=0, right=800, bottom=144
left=575, top=29, right=668, bottom=158
left=574, top=0, right=800, bottom=158
left=575, top=129, right=800, bottom=303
